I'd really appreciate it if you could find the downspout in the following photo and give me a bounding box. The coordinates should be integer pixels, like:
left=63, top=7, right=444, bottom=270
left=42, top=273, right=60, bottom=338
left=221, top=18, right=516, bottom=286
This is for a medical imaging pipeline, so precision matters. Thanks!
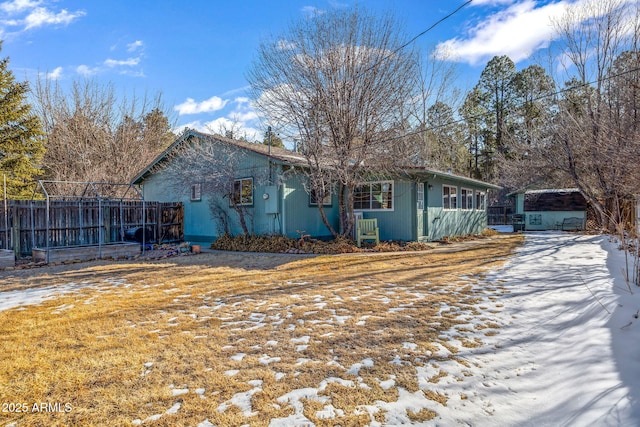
left=281, top=182, right=286, bottom=237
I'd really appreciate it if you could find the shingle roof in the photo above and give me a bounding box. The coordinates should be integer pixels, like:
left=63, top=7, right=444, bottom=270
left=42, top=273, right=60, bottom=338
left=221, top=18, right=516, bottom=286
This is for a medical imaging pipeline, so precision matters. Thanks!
left=131, top=130, right=500, bottom=191
left=131, top=129, right=306, bottom=184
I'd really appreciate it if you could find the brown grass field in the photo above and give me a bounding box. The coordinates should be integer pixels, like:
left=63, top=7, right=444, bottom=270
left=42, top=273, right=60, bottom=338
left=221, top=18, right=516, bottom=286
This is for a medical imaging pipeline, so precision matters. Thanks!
left=0, top=234, right=523, bottom=426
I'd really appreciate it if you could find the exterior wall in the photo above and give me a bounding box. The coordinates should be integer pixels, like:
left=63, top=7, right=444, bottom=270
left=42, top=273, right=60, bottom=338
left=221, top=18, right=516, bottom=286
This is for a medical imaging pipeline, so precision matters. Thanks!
left=425, top=176, right=489, bottom=241
left=140, top=142, right=285, bottom=243
left=357, top=180, right=415, bottom=241
left=513, top=190, right=587, bottom=231
left=141, top=172, right=220, bottom=242
left=282, top=173, right=338, bottom=239
left=356, top=178, right=490, bottom=242
left=139, top=138, right=493, bottom=243
left=515, top=193, right=525, bottom=214
left=524, top=210, right=586, bottom=231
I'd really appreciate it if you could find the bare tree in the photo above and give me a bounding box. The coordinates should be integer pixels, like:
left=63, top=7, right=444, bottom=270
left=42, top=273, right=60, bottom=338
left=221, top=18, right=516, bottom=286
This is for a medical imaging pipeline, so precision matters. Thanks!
left=247, top=7, right=420, bottom=237
left=159, top=132, right=269, bottom=236
left=548, top=0, right=640, bottom=230
left=33, top=78, right=175, bottom=188
left=497, top=0, right=640, bottom=231
left=401, top=48, right=464, bottom=170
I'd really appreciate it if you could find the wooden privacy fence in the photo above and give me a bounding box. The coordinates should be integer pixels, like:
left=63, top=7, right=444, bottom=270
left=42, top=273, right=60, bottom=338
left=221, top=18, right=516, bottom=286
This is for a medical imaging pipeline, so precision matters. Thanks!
left=0, top=200, right=183, bottom=257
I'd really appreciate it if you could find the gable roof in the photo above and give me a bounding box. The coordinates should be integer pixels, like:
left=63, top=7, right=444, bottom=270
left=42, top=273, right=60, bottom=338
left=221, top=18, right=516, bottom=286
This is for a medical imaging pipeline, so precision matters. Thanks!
left=131, top=129, right=306, bottom=184
left=132, top=129, right=500, bottom=191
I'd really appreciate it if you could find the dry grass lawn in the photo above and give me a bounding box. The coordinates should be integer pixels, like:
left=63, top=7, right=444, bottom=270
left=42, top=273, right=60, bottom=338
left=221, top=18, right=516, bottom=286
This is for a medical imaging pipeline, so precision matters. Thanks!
left=0, top=234, right=523, bottom=426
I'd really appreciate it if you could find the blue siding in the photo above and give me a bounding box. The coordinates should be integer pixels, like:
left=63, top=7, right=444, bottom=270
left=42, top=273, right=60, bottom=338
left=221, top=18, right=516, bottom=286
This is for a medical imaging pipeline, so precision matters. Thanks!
left=358, top=180, right=415, bottom=241
left=282, top=174, right=338, bottom=239
left=423, top=176, right=489, bottom=240
left=140, top=140, right=286, bottom=243
left=138, top=135, right=493, bottom=243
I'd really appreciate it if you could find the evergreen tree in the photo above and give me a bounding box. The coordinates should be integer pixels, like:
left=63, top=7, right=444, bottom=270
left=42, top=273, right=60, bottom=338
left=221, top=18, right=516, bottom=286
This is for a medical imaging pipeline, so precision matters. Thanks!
left=468, top=55, right=517, bottom=181
left=0, top=44, right=45, bottom=198
left=262, top=129, right=284, bottom=148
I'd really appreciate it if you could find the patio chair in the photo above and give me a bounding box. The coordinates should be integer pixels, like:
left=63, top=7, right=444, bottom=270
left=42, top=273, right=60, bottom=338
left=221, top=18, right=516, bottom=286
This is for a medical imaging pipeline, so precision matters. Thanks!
left=356, top=218, right=380, bottom=247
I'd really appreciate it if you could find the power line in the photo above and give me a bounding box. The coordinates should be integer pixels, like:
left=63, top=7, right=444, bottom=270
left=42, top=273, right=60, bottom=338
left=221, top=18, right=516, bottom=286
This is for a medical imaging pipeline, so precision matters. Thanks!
left=357, top=0, right=473, bottom=76
left=374, top=64, right=640, bottom=146
left=397, top=0, right=473, bottom=54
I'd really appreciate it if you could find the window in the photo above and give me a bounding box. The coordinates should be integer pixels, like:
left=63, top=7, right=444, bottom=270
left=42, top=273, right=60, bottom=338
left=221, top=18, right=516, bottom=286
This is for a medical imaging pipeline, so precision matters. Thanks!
left=416, top=183, right=424, bottom=210
left=354, top=181, right=393, bottom=211
left=461, top=188, right=473, bottom=210
left=190, top=183, right=202, bottom=201
left=443, top=185, right=457, bottom=210
left=529, top=214, right=542, bottom=225
left=309, top=182, right=332, bottom=206
left=475, top=191, right=486, bottom=211
left=232, top=177, right=253, bottom=206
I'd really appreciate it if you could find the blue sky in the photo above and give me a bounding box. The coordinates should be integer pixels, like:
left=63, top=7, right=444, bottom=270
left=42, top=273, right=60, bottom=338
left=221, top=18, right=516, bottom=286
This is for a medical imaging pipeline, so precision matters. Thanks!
left=0, top=0, right=601, bottom=141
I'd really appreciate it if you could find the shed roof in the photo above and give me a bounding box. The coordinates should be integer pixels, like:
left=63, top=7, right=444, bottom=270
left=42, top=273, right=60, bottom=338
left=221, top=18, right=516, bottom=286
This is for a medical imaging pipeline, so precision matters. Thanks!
left=523, top=190, right=587, bottom=212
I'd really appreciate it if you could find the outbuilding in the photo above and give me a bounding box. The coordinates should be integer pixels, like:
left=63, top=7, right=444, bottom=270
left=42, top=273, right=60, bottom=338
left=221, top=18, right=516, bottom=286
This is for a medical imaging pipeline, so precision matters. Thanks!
left=511, top=188, right=587, bottom=231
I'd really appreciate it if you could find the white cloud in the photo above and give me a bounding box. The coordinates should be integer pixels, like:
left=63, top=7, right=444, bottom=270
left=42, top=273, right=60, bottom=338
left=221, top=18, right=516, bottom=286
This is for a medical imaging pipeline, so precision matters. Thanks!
left=0, top=1, right=84, bottom=33
left=76, top=64, right=98, bottom=76
left=174, top=117, right=259, bottom=140
left=301, top=6, right=323, bottom=16
left=435, top=0, right=570, bottom=65
left=127, top=40, right=143, bottom=52
left=469, top=0, right=516, bottom=6
left=230, top=97, right=259, bottom=122
left=0, top=0, right=41, bottom=14
left=203, top=117, right=260, bottom=141
left=174, top=96, right=229, bottom=115
left=24, top=6, right=85, bottom=29
left=173, top=96, right=262, bottom=141
left=46, top=66, right=62, bottom=79
left=104, top=57, right=140, bottom=67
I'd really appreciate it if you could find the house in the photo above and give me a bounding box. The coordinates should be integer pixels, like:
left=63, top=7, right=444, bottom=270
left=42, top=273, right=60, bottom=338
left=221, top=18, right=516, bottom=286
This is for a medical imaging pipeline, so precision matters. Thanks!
left=132, top=130, right=500, bottom=243
left=510, top=189, right=587, bottom=231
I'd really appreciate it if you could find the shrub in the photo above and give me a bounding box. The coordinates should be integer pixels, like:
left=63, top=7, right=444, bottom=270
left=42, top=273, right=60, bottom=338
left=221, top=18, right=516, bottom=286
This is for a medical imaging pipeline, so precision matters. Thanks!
left=210, top=234, right=438, bottom=254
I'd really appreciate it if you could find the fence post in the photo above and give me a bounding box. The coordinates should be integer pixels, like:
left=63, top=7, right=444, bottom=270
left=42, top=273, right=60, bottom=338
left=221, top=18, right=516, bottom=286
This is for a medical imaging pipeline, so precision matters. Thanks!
left=11, top=203, right=19, bottom=258
left=156, top=202, right=161, bottom=244
left=104, top=203, right=111, bottom=245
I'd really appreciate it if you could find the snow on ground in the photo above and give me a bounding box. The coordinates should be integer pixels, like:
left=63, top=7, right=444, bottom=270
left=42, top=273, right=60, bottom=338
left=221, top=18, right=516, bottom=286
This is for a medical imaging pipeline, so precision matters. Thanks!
left=489, top=225, right=514, bottom=233
left=2, top=231, right=639, bottom=425
left=0, top=282, right=90, bottom=312
left=428, top=231, right=640, bottom=426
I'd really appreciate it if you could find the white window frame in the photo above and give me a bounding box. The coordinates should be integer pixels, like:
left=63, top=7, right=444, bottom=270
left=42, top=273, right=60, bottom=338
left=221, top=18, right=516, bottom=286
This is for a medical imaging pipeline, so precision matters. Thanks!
left=190, top=183, right=202, bottom=201
left=416, top=183, right=424, bottom=211
left=461, top=188, right=473, bottom=210
left=475, top=191, right=486, bottom=211
left=232, top=177, right=253, bottom=206
left=443, top=185, right=457, bottom=210
left=353, top=181, right=394, bottom=211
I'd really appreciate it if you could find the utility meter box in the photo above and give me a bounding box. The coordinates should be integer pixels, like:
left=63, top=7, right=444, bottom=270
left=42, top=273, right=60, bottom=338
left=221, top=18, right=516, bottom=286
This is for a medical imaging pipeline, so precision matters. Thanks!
left=263, top=186, right=279, bottom=214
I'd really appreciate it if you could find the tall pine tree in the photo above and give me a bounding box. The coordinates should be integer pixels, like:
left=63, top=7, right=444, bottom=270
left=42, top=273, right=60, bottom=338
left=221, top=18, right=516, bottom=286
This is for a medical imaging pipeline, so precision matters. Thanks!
left=0, top=44, right=44, bottom=199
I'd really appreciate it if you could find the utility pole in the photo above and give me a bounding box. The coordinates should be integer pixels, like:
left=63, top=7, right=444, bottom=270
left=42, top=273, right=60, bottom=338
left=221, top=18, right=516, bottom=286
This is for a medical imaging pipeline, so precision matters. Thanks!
left=267, top=126, right=273, bottom=184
